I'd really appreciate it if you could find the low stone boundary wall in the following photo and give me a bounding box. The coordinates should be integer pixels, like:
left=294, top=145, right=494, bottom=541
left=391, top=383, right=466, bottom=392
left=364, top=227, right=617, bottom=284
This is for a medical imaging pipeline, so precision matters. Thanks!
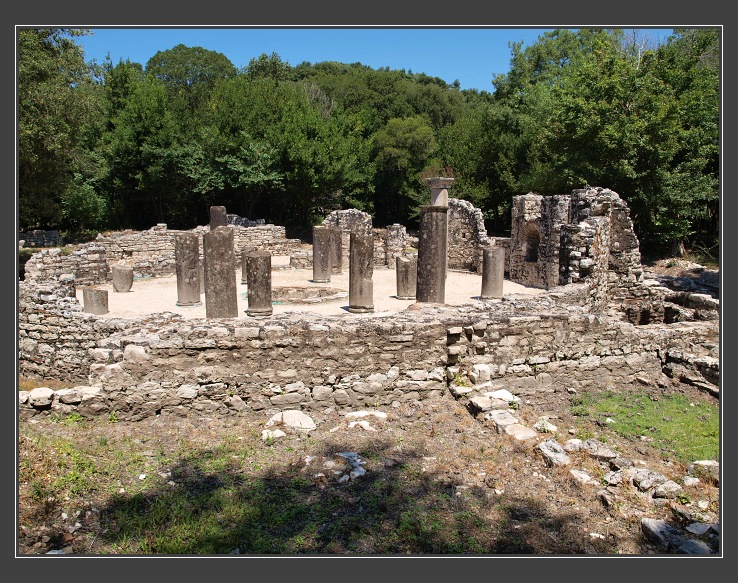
left=22, top=224, right=304, bottom=285
left=18, top=229, right=63, bottom=248
left=18, top=278, right=719, bottom=422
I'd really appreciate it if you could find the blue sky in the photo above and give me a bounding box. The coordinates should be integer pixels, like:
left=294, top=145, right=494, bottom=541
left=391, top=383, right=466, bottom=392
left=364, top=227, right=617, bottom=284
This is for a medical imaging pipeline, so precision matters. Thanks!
left=76, top=26, right=674, bottom=93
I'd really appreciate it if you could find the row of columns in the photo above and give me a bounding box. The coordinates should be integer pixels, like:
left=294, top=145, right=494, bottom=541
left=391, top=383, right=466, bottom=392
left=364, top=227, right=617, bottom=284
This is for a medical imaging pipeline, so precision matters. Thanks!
left=83, top=201, right=506, bottom=317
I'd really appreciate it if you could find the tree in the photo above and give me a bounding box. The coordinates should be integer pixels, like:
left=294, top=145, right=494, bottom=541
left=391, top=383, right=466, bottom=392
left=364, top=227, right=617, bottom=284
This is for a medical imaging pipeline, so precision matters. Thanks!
left=244, top=52, right=291, bottom=81
left=372, top=116, right=438, bottom=226
left=103, top=76, right=181, bottom=228
left=18, top=28, right=105, bottom=231
left=145, top=44, right=236, bottom=132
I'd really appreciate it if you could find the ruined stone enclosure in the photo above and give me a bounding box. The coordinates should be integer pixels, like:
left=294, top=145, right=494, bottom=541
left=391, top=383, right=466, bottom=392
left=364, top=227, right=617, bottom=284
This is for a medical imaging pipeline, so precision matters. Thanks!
left=18, top=188, right=719, bottom=422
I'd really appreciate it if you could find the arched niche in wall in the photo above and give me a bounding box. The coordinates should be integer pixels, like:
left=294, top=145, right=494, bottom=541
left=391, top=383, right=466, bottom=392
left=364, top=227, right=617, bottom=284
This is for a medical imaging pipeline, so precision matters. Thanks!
left=523, top=222, right=541, bottom=262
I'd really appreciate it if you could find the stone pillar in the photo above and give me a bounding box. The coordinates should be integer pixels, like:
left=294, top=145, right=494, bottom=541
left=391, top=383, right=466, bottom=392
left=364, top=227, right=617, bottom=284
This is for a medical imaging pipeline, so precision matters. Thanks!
left=424, top=177, right=454, bottom=207
left=174, top=232, right=202, bottom=307
left=202, top=226, right=238, bottom=318
left=82, top=287, right=108, bottom=315
left=480, top=246, right=505, bottom=299
left=348, top=232, right=374, bottom=313
left=111, top=265, right=133, bottom=293
left=198, top=258, right=205, bottom=294
left=328, top=226, right=343, bottom=274
left=385, top=224, right=406, bottom=269
left=241, top=247, right=257, bottom=284
left=396, top=256, right=417, bottom=300
left=209, top=205, right=228, bottom=230
left=245, top=251, right=273, bottom=317
left=312, top=225, right=332, bottom=283
left=416, top=205, right=448, bottom=304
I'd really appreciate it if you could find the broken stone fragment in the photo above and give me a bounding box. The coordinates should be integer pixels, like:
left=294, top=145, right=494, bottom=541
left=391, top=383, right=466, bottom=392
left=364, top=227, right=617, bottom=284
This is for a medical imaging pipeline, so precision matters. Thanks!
left=537, top=439, right=571, bottom=467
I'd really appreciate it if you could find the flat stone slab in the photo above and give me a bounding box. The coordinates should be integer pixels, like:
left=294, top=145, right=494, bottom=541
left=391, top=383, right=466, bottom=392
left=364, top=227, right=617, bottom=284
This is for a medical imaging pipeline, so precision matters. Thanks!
left=505, top=424, right=539, bottom=441
left=265, top=410, right=317, bottom=432
left=484, top=409, right=519, bottom=433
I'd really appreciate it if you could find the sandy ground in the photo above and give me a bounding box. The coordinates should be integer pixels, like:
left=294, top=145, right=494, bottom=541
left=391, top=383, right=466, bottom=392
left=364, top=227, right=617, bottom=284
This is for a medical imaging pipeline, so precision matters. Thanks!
left=77, top=259, right=544, bottom=320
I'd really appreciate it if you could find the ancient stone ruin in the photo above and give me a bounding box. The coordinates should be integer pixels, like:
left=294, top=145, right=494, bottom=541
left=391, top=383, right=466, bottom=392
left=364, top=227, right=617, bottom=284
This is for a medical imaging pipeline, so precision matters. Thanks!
left=18, top=188, right=719, bottom=423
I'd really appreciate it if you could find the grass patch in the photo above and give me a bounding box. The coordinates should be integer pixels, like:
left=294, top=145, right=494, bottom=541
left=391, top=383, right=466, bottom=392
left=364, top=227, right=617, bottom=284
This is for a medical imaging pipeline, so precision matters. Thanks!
left=571, top=389, right=719, bottom=466
left=18, top=376, right=70, bottom=391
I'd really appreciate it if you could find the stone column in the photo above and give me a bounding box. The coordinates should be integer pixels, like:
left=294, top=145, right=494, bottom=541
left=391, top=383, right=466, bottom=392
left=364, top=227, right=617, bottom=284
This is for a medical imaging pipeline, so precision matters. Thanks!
left=480, top=246, right=505, bottom=299
left=385, top=223, right=406, bottom=269
left=396, top=256, right=417, bottom=300
left=202, top=226, right=238, bottom=318
left=209, top=205, right=228, bottom=230
left=174, top=232, right=202, bottom=307
left=416, top=205, right=448, bottom=304
left=198, top=258, right=205, bottom=294
left=245, top=251, right=273, bottom=317
left=82, top=287, right=108, bottom=315
left=312, top=225, right=332, bottom=283
left=424, top=177, right=454, bottom=207
left=241, top=247, right=257, bottom=284
left=111, top=265, right=133, bottom=293
left=328, top=226, right=343, bottom=274
left=348, top=232, right=374, bottom=313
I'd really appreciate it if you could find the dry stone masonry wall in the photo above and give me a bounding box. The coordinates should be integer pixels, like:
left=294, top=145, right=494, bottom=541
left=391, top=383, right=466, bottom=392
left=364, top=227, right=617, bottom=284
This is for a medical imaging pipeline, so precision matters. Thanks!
left=18, top=188, right=719, bottom=422
left=23, top=222, right=303, bottom=284
left=18, top=275, right=718, bottom=422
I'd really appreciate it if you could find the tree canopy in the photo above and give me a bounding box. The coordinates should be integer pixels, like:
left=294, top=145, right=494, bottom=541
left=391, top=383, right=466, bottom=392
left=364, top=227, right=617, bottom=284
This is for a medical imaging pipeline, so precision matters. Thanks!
left=17, top=28, right=720, bottom=258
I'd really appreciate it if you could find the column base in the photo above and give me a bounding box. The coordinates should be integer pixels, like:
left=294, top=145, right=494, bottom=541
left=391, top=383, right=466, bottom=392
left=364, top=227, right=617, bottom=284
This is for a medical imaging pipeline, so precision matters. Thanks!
left=246, top=308, right=273, bottom=317
left=348, top=306, right=374, bottom=313
left=176, top=301, right=202, bottom=307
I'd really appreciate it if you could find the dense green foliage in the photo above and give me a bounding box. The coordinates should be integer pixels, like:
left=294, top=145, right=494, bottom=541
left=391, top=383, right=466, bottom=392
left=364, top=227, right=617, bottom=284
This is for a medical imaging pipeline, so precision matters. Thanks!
left=17, top=28, right=720, bottom=257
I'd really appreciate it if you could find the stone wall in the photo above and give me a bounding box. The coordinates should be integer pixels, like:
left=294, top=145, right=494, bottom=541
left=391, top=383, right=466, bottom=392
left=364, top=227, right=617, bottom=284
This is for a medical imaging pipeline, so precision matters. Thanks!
left=509, top=194, right=571, bottom=289
left=18, top=230, right=63, bottom=248
left=23, top=244, right=110, bottom=286
left=509, top=188, right=646, bottom=313
left=22, top=223, right=303, bottom=284
left=447, top=198, right=491, bottom=271
left=18, top=277, right=719, bottom=422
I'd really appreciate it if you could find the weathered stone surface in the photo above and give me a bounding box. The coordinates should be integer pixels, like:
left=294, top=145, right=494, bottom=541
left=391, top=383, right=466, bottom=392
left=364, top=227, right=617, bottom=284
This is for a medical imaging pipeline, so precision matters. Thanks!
left=348, top=232, right=374, bottom=313
left=111, top=265, right=134, bottom=293
left=396, top=256, right=417, bottom=299
left=480, top=246, right=505, bottom=299
left=266, top=410, right=316, bottom=432
left=202, top=226, right=238, bottom=318
left=82, top=287, right=108, bottom=315
left=416, top=205, right=447, bottom=304
left=505, top=424, right=539, bottom=441
left=537, top=439, right=571, bottom=466
left=245, top=251, right=273, bottom=317
left=174, top=232, right=201, bottom=307
left=688, top=460, right=719, bottom=484
left=29, top=387, right=54, bottom=407
left=312, top=226, right=332, bottom=283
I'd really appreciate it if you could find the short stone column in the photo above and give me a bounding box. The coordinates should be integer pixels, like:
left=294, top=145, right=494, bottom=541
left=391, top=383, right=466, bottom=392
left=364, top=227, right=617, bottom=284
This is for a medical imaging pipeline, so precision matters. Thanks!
left=396, top=256, right=417, bottom=300
left=202, top=226, right=239, bottom=318
left=416, top=205, right=448, bottom=304
left=385, top=224, right=406, bottom=269
left=82, top=287, right=108, bottom=315
left=198, top=258, right=205, bottom=294
left=312, top=225, right=332, bottom=283
left=111, top=265, right=134, bottom=293
left=480, top=246, right=505, bottom=299
left=328, top=226, right=343, bottom=274
left=174, top=232, right=202, bottom=306
left=209, top=205, right=228, bottom=230
left=245, top=251, right=273, bottom=317
left=348, top=232, right=374, bottom=313
left=424, top=177, right=454, bottom=207
left=241, top=247, right=257, bottom=284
